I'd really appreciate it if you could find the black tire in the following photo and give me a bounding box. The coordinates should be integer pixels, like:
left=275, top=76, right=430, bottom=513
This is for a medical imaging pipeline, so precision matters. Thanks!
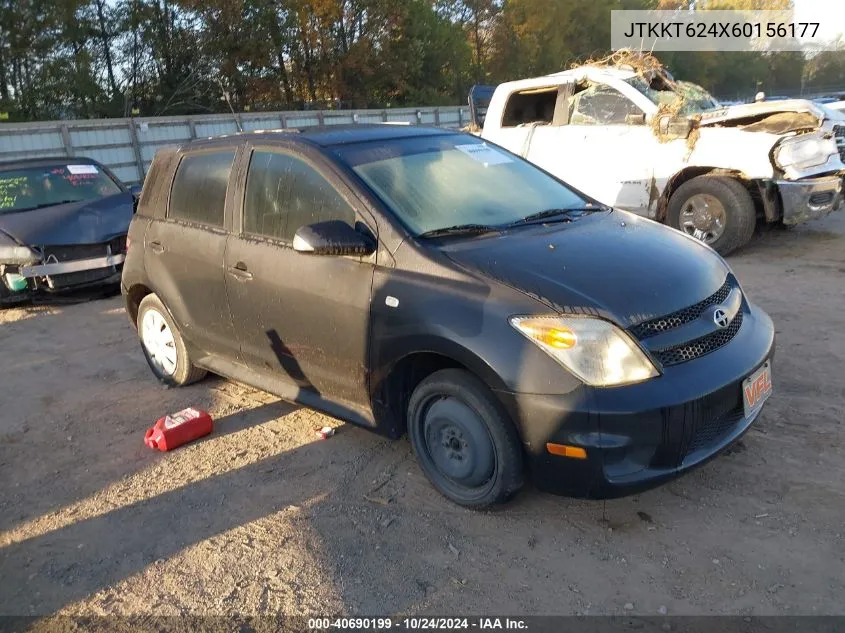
left=407, top=369, right=523, bottom=508
left=667, top=176, right=756, bottom=256
left=137, top=293, right=206, bottom=387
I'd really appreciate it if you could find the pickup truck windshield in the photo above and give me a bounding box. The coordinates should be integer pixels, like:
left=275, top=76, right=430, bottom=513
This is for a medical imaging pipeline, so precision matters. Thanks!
left=335, top=135, right=589, bottom=236
left=0, top=163, right=122, bottom=215
left=625, top=77, right=720, bottom=115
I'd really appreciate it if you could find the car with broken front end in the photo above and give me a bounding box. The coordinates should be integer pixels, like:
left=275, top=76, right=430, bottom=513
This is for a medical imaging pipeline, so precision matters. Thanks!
left=471, top=59, right=845, bottom=255
left=0, top=158, right=136, bottom=305
left=122, top=126, right=775, bottom=507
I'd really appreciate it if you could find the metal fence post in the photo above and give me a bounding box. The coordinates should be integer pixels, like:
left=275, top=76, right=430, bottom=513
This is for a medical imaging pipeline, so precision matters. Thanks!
left=187, top=118, right=197, bottom=139
left=382, top=109, right=388, bottom=122
left=60, top=124, right=74, bottom=157
left=317, top=110, right=325, bottom=126
left=458, top=108, right=463, bottom=127
left=127, top=119, right=145, bottom=181
left=434, top=108, right=441, bottom=126
left=280, top=114, right=287, bottom=129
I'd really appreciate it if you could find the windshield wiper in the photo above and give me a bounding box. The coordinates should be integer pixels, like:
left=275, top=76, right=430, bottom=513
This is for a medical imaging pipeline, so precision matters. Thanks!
left=15, top=199, right=82, bottom=212
left=418, top=224, right=499, bottom=239
left=505, top=206, right=604, bottom=227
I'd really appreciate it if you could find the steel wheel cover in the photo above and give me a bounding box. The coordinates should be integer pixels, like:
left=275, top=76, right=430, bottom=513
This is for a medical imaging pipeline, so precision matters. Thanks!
left=422, top=397, right=495, bottom=487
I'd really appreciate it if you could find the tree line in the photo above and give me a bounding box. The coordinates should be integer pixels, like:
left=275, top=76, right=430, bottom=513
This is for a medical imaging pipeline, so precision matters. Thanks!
left=1, top=0, right=843, bottom=122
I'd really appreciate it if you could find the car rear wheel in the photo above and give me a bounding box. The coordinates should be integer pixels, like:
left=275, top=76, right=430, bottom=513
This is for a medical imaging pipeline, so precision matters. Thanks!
left=137, top=294, right=206, bottom=387
left=667, top=176, right=756, bottom=256
left=407, top=369, right=523, bottom=508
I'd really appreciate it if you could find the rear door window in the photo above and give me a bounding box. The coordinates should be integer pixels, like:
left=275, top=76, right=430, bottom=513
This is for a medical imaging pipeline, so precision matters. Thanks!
left=169, top=150, right=236, bottom=227
left=243, top=150, right=355, bottom=242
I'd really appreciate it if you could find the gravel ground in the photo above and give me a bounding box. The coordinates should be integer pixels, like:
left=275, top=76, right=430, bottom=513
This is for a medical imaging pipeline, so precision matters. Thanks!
left=1, top=214, right=844, bottom=618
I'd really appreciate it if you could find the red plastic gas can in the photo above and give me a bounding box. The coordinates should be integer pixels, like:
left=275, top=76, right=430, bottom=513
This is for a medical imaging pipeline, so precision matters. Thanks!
left=144, top=408, right=213, bottom=451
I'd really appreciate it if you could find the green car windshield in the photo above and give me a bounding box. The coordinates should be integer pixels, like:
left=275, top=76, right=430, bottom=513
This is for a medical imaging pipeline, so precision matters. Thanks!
left=0, top=163, right=122, bottom=215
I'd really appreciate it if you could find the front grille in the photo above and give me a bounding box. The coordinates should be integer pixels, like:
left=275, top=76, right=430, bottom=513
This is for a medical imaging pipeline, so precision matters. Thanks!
left=834, top=125, right=845, bottom=161
left=651, top=382, right=744, bottom=468
left=40, top=236, right=126, bottom=264
left=630, top=278, right=731, bottom=339
left=688, top=405, right=744, bottom=453
left=653, top=310, right=743, bottom=367
left=42, top=243, right=108, bottom=262
left=47, top=268, right=116, bottom=289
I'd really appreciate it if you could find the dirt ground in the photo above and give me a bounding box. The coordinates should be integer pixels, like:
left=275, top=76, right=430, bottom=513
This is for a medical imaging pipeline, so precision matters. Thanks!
left=1, top=214, right=844, bottom=619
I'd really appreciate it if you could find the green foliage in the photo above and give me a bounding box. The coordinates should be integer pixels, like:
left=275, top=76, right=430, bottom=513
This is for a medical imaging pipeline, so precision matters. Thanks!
left=0, top=0, right=842, bottom=121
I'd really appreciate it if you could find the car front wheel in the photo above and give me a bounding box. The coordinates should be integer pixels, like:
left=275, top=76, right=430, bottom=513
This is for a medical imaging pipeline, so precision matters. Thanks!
left=137, top=293, right=206, bottom=387
left=407, top=369, right=523, bottom=508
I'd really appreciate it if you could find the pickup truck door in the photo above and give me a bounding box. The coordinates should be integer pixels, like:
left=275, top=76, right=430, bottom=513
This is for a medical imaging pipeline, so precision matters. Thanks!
left=522, top=82, right=657, bottom=215
left=224, top=144, right=376, bottom=409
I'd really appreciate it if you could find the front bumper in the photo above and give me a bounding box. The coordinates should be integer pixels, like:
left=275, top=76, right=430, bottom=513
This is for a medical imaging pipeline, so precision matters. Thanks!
left=494, top=303, right=775, bottom=499
left=777, top=174, right=843, bottom=225
left=18, top=253, right=126, bottom=278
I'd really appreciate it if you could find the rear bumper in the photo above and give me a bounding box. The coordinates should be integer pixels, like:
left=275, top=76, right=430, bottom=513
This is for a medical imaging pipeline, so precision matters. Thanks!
left=495, top=303, right=775, bottom=499
left=777, top=174, right=843, bottom=225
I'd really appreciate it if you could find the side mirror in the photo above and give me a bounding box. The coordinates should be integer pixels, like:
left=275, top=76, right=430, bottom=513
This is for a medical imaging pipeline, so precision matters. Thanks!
left=292, top=220, right=375, bottom=256
left=625, top=113, right=647, bottom=125
left=128, top=183, right=142, bottom=198
left=656, top=114, right=694, bottom=139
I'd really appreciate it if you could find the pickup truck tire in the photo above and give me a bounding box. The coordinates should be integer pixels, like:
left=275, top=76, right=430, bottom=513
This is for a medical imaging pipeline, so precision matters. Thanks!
left=667, top=176, right=756, bottom=256
left=137, top=293, right=207, bottom=387
left=407, top=369, right=523, bottom=508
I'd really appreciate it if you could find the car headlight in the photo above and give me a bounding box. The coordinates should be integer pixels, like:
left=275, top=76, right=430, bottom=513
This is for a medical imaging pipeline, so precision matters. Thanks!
left=0, top=244, right=40, bottom=265
left=510, top=315, right=659, bottom=387
left=774, top=135, right=838, bottom=170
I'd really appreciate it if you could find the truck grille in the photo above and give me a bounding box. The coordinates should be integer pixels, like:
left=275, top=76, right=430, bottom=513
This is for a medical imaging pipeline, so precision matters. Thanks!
left=630, top=278, right=731, bottom=339
left=653, top=311, right=743, bottom=367
left=834, top=125, right=845, bottom=161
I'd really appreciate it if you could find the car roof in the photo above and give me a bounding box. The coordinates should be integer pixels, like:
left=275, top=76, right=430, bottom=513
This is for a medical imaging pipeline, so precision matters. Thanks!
left=0, top=156, right=103, bottom=171
left=184, top=124, right=457, bottom=152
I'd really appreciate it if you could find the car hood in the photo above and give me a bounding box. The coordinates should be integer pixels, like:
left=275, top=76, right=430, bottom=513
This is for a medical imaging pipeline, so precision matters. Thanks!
left=441, top=210, right=730, bottom=328
left=0, top=193, right=134, bottom=246
left=699, top=99, right=835, bottom=127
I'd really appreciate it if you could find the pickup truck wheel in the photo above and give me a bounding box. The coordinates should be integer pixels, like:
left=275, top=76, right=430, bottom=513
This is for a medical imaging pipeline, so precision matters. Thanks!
left=137, top=294, right=207, bottom=387
left=668, top=176, right=756, bottom=256
left=407, top=369, right=523, bottom=508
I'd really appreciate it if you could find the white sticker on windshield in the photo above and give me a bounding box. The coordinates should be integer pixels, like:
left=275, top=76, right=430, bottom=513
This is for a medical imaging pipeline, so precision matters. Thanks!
left=455, top=143, right=512, bottom=166
left=67, top=164, right=99, bottom=175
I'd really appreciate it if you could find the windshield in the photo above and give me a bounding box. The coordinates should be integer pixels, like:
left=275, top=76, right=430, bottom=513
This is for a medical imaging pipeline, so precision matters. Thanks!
left=335, top=134, right=590, bottom=236
left=0, top=163, right=122, bottom=215
left=625, top=77, right=721, bottom=115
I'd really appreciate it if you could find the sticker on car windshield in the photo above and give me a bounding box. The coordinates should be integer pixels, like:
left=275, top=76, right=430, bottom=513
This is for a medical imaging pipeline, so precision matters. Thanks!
left=66, top=164, right=99, bottom=175
left=455, top=143, right=513, bottom=166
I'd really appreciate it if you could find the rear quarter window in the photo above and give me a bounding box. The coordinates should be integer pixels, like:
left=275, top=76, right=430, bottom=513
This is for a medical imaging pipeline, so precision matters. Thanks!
left=169, top=150, right=236, bottom=226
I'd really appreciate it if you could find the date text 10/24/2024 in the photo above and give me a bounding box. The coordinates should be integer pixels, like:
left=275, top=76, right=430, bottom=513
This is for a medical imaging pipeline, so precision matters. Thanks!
left=307, top=618, right=528, bottom=630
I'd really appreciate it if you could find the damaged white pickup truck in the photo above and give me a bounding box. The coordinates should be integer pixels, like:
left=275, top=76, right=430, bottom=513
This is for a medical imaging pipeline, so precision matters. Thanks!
left=471, top=60, right=845, bottom=254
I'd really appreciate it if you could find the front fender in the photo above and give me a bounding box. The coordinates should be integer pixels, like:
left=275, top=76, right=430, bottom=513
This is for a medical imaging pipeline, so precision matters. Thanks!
left=369, top=267, right=584, bottom=397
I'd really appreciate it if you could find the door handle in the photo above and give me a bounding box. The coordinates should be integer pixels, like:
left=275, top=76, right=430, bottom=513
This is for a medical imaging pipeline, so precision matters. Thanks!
left=149, top=240, right=165, bottom=254
left=226, top=262, right=253, bottom=281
